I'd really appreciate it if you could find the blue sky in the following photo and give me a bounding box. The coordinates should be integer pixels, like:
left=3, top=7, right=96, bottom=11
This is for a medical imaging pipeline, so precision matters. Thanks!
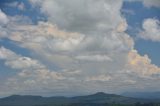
left=0, top=0, right=160, bottom=97
left=122, top=1, right=160, bottom=66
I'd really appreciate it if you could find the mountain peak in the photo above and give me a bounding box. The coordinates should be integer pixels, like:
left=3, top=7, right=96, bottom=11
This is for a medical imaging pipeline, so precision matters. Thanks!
left=90, top=92, right=121, bottom=98
left=94, top=92, right=107, bottom=95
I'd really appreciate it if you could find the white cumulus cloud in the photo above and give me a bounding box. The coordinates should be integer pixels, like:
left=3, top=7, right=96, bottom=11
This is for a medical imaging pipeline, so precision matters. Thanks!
left=140, top=18, right=160, bottom=42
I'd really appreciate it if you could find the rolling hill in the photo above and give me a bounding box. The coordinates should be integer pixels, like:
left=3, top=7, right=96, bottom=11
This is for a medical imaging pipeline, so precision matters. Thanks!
left=0, top=92, right=159, bottom=106
left=122, top=91, right=160, bottom=99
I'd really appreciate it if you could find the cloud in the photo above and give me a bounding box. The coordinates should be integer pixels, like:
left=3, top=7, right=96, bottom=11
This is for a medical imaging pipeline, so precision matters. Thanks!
left=125, top=0, right=160, bottom=8
left=29, top=0, right=124, bottom=34
left=75, top=54, right=112, bottom=62
left=0, top=46, right=68, bottom=95
left=0, top=0, right=160, bottom=96
left=0, top=9, right=9, bottom=38
left=5, top=57, right=44, bottom=70
left=5, top=0, right=131, bottom=56
left=139, top=18, right=160, bottom=42
left=142, top=0, right=160, bottom=8
left=0, top=46, right=44, bottom=70
left=126, top=50, right=160, bottom=77
left=0, top=46, right=18, bottom=60
left=7, top=21, right=85, bottom=52
left=0, top=9, right=9, bottom=25
left=85, top=75, right=111, bottom=82
left=0, top=46, right=65, bottom=81
left=5, top=1, right=26, bottom=11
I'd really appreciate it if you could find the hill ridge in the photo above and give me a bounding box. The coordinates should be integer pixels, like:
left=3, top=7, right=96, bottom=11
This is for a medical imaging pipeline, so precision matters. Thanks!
left=0, top=92, right=159, bottom=106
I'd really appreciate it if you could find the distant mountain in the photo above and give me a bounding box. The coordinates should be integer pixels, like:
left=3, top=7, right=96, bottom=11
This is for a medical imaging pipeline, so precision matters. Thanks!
left=0, top=95, right=70, bottom=106
left=70, top=92, right=142, bottom=104
left=0, top=92, right=159, bottom=106
left=122, top=92, right=160, bottom=99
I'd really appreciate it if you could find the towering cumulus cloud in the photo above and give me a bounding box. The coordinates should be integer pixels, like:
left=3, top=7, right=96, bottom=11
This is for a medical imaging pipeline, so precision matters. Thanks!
left=0, top=0, right=160, bottom=96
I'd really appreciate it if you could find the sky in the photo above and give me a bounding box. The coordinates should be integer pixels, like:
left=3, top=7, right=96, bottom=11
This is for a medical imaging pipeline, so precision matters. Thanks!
left=0, top=0, right=160, bottom=97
